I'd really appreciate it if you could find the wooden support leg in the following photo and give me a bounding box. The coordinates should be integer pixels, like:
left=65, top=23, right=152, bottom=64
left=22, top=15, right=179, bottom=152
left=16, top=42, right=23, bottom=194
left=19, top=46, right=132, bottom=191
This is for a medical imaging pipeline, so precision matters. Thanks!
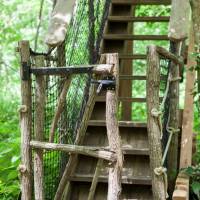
left=34, top=56, right=46, bottom=200
left=18, top=41, right=32, bottom=200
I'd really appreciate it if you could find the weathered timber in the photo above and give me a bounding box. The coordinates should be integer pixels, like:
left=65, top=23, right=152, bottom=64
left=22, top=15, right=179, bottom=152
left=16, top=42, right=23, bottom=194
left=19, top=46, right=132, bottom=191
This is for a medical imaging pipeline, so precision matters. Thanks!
left=30, top=141, right=116, bottom=162
left=49, top=77, right=71, bottom=142
left=18, top=41, right=32, bottom=200
left=167, top=42, right=181, bottom=197
left=54, top=56, right=108, bottom=200
left=106, top=53, right=123, bottom=200
left=179, top=26, right=196, bottom=168
left=146, top=45, right=166, bottom=200
left=88, top=159, right=103, bottom=200
left=156, top=46, right=183, bottom=67
left=31, top=64, right=113, bottom=76
left=168, top=0, right=190, bottom=41
left=34, top=56, right=46, bottom=200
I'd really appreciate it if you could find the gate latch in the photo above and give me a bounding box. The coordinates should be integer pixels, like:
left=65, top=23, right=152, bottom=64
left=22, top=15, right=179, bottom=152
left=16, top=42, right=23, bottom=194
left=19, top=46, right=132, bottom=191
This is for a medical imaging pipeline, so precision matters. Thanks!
left=91, top=77, right=116, bottom=94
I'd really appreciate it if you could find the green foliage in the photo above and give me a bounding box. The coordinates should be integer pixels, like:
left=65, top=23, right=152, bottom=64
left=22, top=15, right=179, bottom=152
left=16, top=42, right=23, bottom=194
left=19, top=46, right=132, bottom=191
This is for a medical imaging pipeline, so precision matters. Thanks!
left=184, top=165, right=200, bottom=199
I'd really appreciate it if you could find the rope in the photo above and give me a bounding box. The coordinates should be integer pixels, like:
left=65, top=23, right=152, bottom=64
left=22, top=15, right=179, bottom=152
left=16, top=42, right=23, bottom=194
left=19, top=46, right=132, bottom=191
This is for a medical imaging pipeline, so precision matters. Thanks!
left=154, top=167, right=169, bottom=199
left=151, top=108, right=163, bottom=139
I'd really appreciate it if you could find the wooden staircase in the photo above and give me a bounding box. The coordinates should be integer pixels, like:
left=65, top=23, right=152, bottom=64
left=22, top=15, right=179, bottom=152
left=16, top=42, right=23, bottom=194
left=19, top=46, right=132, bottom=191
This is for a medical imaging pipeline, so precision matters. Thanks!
left=65, top=0, right=172, bottom=199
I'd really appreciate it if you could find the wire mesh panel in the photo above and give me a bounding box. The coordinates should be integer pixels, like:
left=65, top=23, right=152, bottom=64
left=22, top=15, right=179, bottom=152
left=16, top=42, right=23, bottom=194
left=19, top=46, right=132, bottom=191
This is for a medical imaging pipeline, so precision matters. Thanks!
left=30, top=0, right=111, bottom=198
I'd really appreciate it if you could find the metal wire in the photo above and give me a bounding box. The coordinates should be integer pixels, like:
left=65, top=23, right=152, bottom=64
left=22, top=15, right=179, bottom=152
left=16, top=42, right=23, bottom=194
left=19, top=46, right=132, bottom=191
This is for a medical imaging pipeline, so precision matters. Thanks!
left=30, top=0, right=111, bottom=199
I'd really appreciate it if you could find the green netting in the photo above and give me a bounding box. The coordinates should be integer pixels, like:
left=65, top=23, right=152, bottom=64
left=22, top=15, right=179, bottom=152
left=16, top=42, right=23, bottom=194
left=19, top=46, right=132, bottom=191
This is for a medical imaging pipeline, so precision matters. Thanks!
left=30, top=0, right=111, bottom=199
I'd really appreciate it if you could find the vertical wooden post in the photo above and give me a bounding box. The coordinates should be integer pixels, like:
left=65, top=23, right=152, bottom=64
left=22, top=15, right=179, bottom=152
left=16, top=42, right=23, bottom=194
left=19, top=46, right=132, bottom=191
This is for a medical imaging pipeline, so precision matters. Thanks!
left=34, top=56, right=46, bottom=200
left=167, top=42, right=181, bottom=196
left=146, top=45, right=166, bottom=200
left=106, top=53, right=123, bottom=200
left=179, top=25, right=196, bottom=169
left=18, top=41, right=32, bottom=200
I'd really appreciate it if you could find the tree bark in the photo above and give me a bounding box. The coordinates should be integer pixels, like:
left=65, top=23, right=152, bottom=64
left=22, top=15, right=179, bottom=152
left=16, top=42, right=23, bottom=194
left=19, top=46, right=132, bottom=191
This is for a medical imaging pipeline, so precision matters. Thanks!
left=168, top=0, right=190, bottom=41
left=105, top=53, right=123, bottom=200
left=18, top=41, right=32, bottom=200
left=146, top=45, right=166, bottom=200
left=34, top=56, right=46, bottom=200
left=30, top=141, right=116, bottom=162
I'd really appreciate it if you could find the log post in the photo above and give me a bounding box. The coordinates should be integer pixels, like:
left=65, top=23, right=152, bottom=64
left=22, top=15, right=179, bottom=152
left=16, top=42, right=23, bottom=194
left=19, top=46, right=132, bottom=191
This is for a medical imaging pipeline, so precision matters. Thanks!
left=18, top=41, right=32, bottom=200
left=105, top=53, right=123, bottom=200
left=34, top=56, right=46, bottom=200
left=167, top=42, right=181, bottom=196
left=146, top=45, right=166, bottom=200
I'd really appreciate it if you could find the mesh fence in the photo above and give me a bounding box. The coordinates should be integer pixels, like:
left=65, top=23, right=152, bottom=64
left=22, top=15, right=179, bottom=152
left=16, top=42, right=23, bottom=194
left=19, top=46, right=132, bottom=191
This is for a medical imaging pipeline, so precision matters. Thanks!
left=30, top=0, right=111, bottom=199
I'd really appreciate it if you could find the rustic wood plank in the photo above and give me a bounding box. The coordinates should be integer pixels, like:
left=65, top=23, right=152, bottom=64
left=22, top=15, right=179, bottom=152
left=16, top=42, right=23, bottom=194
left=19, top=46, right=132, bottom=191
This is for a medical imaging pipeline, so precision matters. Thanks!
left=88, top=120, right=147, bottom=128
left=179, top=26, right=196, bottom=168
left=111, top=0, right=171, bottom=5
left=34, top=56, right=46, bottom=200
left=18, top=41, right=32, bottom=200
left=108, top=16, right=170, bottom=22
left=87, top=159, right=103, bottom=200
left=70, top=174, right=152, bottom=185
left=104, top=34, right=169, bottom=40
left=146, top=45, right=166, bottom=200
left=105, top=53, right=123, bottom=200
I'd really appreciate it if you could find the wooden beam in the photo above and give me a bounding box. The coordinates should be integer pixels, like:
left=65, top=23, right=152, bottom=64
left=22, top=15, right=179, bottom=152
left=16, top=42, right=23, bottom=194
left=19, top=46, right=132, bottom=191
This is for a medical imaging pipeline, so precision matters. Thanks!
left=156, top=46, right=183, bottom=67
left=146, top=45, right=166, bottom=200
left=34, top=56, right=46, bottom=200
left=30, top=141, right=116, bottom=162
left=18, top=41, right=32, bottom=200
left=106, top=53, right=123, bottom=200
left=49, top=77, right=71, bottom=142
left=87, top=159, right=103, bottom=200
left=179, top=25, right=196, bottom=168
left=168, top=0, right=190, bottom=41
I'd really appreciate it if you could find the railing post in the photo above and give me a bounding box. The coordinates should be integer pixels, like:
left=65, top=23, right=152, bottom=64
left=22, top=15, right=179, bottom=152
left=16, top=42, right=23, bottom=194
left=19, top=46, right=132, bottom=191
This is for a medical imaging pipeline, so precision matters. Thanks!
left=167, top=42, right=181, bottom=196
left=105, top=53, right=123, bottom=200
left=18, top=41, right=32, bottom=200
left=146, top=45, right=166, bottom=200
left=34, top=56, right=46, bottom=200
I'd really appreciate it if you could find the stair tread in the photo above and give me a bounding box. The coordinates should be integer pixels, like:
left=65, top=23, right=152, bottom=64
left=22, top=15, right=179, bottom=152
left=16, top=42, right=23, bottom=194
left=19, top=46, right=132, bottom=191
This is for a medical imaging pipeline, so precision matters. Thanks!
left=70, top=174, right=152, bottom=185
left=119, top=75, right=167, bottom=80
left=112, top=0, right=171, bottom=5
left=119, top=54, right=146, bottom=59
left=108, top=16, right=170, bottom=22
left=104, top=34, right=169, bottom=40
left=88, top=120, right=147, bottom=127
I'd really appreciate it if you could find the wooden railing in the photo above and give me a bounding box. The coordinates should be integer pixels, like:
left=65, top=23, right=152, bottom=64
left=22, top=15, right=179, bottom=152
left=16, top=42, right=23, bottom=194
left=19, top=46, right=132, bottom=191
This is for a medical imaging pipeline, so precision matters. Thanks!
left=146, top=44, right=184, bottom=199
left=18, top=40, right=121, bottom=200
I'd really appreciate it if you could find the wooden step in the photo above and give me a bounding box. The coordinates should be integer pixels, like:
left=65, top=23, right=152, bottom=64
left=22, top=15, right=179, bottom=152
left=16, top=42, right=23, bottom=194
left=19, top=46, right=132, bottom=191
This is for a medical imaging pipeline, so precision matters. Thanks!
left=96, top=96, right=163, bottom=103
left=88, top=120, right=147, bottom=128
left=123, top=146, right=149, bottom=155
left=108, top=16, right=170, bottom=22
left=119, top=54, right=146, bottom=59
left=96, top=96, right=148, bottom=102
left=70, top=174, right=152, bottom=185
left=119, top=75, right=147, bottom=80
left=112, top=0, right=171, bottom=5
left=119, top=75, right=167, bottom=80
left=104, top=34, right=169, bottom=40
